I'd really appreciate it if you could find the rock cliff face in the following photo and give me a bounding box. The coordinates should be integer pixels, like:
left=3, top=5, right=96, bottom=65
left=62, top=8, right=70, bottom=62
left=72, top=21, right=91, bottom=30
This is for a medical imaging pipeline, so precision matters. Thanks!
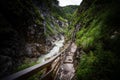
left=70, top=0, right=120, bottom=80
left=0, top=0, right=67, bottom=78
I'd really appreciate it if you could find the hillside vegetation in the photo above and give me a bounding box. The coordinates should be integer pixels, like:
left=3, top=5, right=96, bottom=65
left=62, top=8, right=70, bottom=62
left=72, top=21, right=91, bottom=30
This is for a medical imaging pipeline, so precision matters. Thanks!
left=61, top=5, right=78, bottom=20
left=0, top=0, right=120, bottom=80
left=69, top=0, right=120, bottom=80
left=0, top=0, right=67, bottom=78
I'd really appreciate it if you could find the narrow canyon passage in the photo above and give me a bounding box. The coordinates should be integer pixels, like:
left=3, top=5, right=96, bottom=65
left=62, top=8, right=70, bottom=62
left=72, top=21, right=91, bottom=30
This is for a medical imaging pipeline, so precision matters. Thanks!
left=0, top=0, right=120, bottom=80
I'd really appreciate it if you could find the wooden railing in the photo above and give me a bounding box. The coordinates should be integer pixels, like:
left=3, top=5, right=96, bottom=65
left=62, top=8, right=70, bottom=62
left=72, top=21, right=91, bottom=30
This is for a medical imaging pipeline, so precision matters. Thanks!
left=2, top=43, right=70, bottom=80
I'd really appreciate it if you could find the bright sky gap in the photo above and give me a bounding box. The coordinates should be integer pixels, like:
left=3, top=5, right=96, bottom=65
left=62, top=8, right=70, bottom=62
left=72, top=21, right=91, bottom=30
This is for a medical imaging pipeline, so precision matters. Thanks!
left=58, top=0, right=83, bottom=7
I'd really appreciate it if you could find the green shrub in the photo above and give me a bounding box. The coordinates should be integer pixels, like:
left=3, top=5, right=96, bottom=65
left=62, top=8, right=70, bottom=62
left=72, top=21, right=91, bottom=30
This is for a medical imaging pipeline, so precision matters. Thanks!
left=75, top=1, right=120, bottom=80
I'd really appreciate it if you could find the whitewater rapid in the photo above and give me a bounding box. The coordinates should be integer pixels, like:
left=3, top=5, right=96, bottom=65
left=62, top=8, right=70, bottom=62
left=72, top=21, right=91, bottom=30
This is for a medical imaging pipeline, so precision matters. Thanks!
left=37, top=36, right=64, bottom=63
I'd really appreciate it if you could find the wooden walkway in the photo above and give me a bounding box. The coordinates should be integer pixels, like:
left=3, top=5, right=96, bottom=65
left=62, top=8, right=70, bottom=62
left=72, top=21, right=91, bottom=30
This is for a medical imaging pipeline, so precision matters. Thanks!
left=57, top=43, right=77, bottom=80
left=1, top=42, right=77, bottom=80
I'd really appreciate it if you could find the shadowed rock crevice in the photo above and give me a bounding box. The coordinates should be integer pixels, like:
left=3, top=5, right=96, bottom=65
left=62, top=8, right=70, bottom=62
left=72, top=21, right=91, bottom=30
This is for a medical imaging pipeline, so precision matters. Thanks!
left=0, top=0, right=67, bottom=78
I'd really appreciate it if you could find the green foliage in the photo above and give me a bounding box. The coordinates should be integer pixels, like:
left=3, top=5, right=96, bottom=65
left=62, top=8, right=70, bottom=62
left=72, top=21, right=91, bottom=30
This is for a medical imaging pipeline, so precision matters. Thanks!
left=64, top=25, right=75, bottom=40
left=76, top=44, right=116, bottom=80
left=76, top=20, right=102, bottom=50
left=46, top=22, right=54, bottom=35
left=77, top=51, right=96, bottom=80
left=27, top=70, right=43, bottom=80
left=61, top=5, right=78, bottom=20
left=45, top=14, right=65, bottom=37
left=14, top=58, right=37, bottom=72
left=74, top=0, right=120, bottom=80
left=58, top=16, right=67, bottom=22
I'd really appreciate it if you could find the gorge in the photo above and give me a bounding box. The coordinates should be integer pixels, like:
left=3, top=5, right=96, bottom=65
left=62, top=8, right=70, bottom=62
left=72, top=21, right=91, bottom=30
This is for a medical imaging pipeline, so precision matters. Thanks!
left=0, top=0, right=120, bottom=80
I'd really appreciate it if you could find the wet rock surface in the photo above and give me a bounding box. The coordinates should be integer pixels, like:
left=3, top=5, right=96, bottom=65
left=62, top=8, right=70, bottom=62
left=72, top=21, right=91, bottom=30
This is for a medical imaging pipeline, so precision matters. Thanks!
left=0, top=0, right=66, bottom=78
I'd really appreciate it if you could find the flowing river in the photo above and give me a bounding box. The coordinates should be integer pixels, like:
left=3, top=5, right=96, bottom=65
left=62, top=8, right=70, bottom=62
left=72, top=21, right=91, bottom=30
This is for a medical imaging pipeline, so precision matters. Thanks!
left=37, top=36, right=65, bottom=63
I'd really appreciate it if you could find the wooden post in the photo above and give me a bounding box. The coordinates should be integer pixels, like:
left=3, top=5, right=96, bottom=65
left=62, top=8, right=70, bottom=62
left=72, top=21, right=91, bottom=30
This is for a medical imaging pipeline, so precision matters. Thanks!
left=43, top=63, right=53, bottom=80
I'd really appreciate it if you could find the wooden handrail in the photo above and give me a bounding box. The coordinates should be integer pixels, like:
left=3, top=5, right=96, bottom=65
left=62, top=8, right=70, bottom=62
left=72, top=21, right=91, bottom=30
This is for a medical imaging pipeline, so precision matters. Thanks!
left=2, top=44, right=70, bottom=80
